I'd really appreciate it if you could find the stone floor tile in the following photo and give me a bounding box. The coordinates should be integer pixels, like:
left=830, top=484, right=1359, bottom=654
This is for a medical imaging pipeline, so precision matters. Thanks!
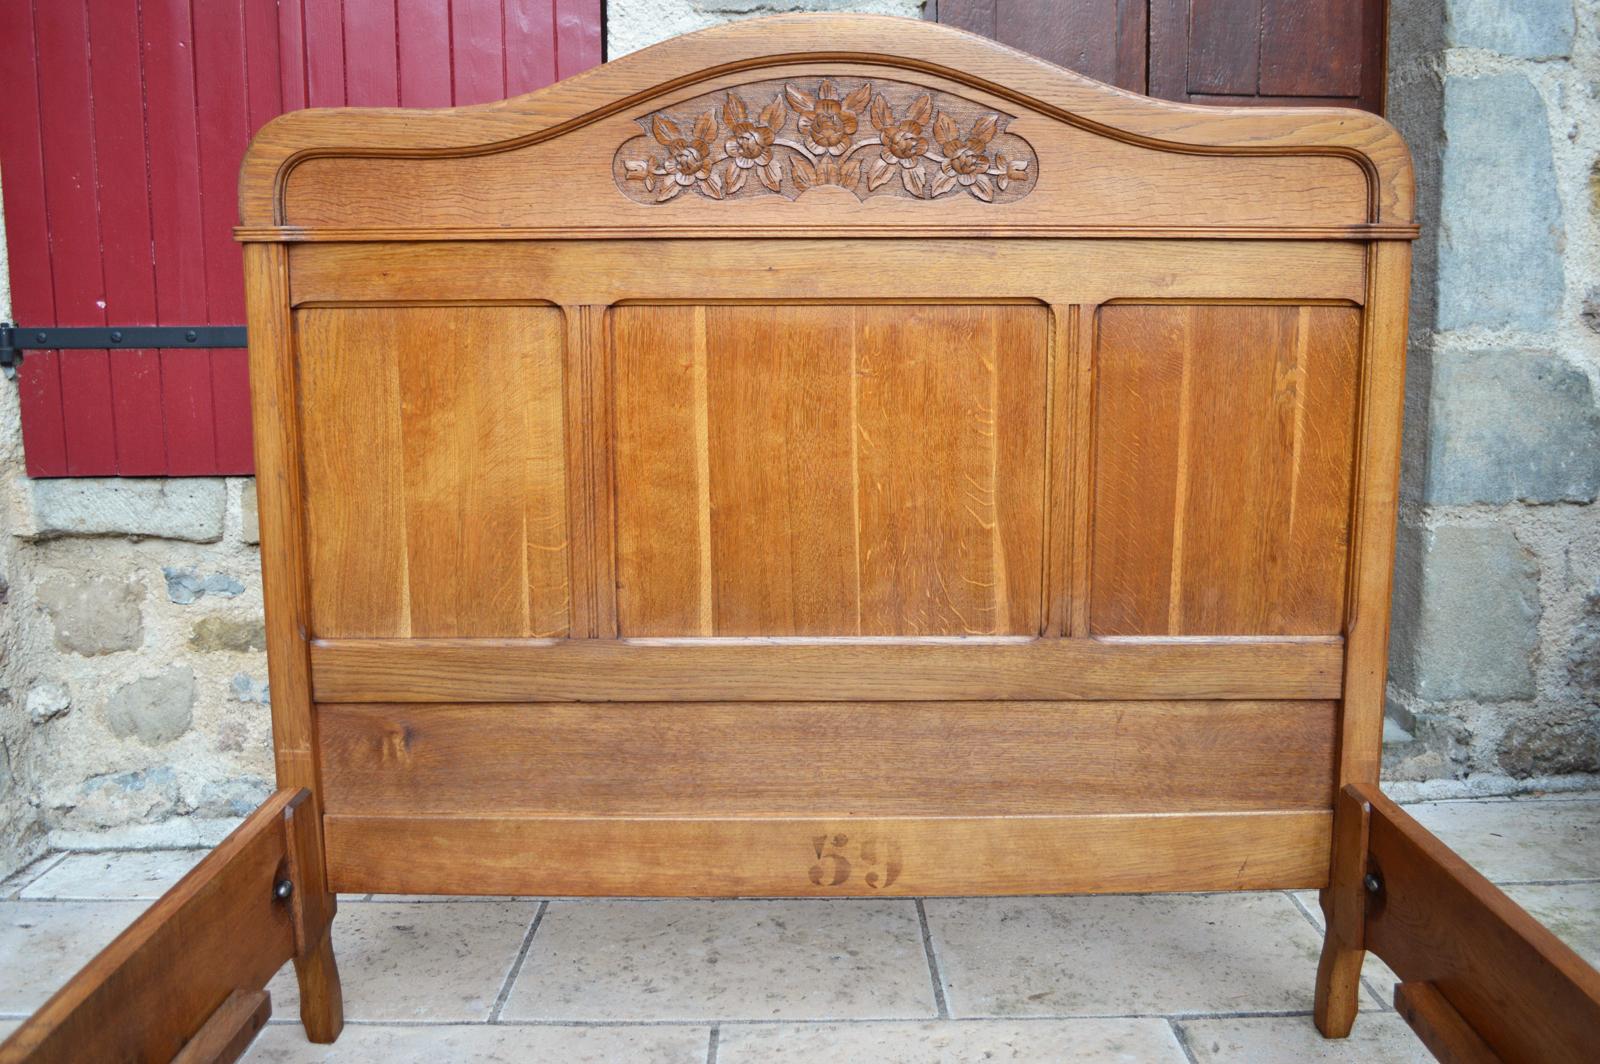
left=0, top=855, right=66, bottom=900
left=0, top=901, right=146, bottom=1014
left=1504, top=881, right=1600, bottom=967
left=501, top=899, right=937, bottom=1022
left=267, top=901, right=539, bottom=1022
left=717, top=1018, right=1188, bottom=1062
left=1290, top=891, right=1399, bottom=1008
left=243, top=1023, right=710, bottom=1062
left=925, top=893, right=1324, bottom=1017
left=19, top=851, right=206, bottom=900
left=1407, top=798, right=1600, bottom=882
left=0, top=1019, right=20, bottom=1040
left=1178, top=1013, right=1433, bottom=1062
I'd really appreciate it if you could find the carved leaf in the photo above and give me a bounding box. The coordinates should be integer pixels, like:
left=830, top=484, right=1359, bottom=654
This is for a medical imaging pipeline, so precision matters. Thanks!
left=902, top=165, right=926, bottom=198
left=760, top=159, right=784, bottom=192
left=624, top=159, right=649, bottom=178
left=930, top=170, right=957, bottom=198
left=785, top=84, right=816, bottom=112
left=652, top=114, right=682, bottom=145
left=792, top=156, right=818, bottom=192
left=996, top=173, right=1009, bottom=192
left=932, top=112, right=958, bottom=146
left=723, top=92, right=749, bottom=126
left=817, top=79, right=839, bottom=100
left=703, top=169, right=725, bottom=200
left=843, top=81, right=872, bottom=112
left=971, top=174, right=994, bottom=202
left=1010, top=158, right=1030, bottom=179
left=841, top=157, right=863, bottom=190
left=725, top=161, right=747, bottom=194
left=907, top=93, right=933, bottom=125
left=867, top=156, right=894, bottom=191
left=655, top=181, right=681, bottom=202
left=693, top=111, right=717, bottom=145
left=869, top=94, right=894, bottom=131
left=971, top=114, right=999, bottom=147
left=760, top=96, right=787, bottom=131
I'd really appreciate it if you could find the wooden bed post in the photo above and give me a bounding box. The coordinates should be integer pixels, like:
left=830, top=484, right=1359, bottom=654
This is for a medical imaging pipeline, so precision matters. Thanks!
left=242, top=242, right=344, bottom=1043
left=1315, top=236, right=1412, bottom=1034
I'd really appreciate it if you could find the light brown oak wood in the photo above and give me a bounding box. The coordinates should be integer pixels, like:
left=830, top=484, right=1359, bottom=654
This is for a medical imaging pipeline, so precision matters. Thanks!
left=168, top=990, right=270, bottom=1064
left=323, top=810, right=1333, bottom=897
left=0, top=791, right=325, bottom=1064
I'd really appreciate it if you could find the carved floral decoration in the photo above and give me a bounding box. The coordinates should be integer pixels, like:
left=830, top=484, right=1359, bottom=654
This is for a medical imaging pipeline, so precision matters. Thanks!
left=619, top=80, right=1033, bottom=204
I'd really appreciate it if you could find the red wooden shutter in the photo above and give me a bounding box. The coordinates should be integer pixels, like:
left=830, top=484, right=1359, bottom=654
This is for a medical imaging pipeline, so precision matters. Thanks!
left=0, top=0, right=601, bottom=478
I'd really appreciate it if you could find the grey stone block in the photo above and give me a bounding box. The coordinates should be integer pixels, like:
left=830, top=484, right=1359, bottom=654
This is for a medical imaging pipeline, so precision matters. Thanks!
left=1497, top=710, right=1600, bottom=777
left=28, top=478, right=226, bottom=543
left=71, top=767, right=180, bottom=828
left=161, top=566, right=245, bottom=605
left=1437, top=75, right=1563, bottom=332
left=1426, top=349, right=1600, bottom=504
left=1569, top=585, right=1600, bottom=698
left=37, top=575, right=144, bottom=656
left=26, top=684, right=71, bottom=725
left=229, top=673, right=270, bottom=705
left=1390, top=526, right=1540, bottom=701
left=194, top=776, right=273, bottom=818
left=189, top=616, right=266, bottom=653
left=104, top=666, right=195, bottom=745
left=240, top=480, right=259, bottom=545
left=1446, top=0, right=1573, bottom=59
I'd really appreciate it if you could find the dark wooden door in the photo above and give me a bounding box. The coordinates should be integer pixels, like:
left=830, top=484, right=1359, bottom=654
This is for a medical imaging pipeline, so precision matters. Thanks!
left=933, top=0, right=1386, bottom=113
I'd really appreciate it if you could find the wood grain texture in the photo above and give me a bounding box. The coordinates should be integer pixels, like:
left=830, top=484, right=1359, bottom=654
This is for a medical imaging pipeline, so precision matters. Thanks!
left=614, top=303, right=1046, bottom=636
left=0, top=791, right=307, bottom=1064
left=1392, top=983, right=1502, bottom=1064
left=296, top=305, right=570, bottom=639
left=1089, top=303, right=1360, bottom=636
left=169, top=989, right=270, bottom=1064
left=1356, top=784, right=1600, bottom=1064
left=236, top=14, right=1414, bottom=234
left=309, top=635, right=1344, bottom=702
left=316, top=700, right=1337, bottom=817
left=324, top=809, right=1332, bottom=896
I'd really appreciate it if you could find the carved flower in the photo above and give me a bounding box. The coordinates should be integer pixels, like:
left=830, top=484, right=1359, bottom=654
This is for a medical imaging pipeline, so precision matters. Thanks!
left=932, top=112, right=1001, bottom=201
left=870, top=93, right=932, bottom=168
left=787, top=80, right=870, bottom=156
left=652, top=111, right=718, bottom=190
left=721, top=92, right=787, bottom=193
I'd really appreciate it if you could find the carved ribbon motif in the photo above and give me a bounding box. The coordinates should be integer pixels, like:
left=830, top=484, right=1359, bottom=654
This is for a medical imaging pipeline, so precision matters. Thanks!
left=617, top=79, right=1034, bottom=205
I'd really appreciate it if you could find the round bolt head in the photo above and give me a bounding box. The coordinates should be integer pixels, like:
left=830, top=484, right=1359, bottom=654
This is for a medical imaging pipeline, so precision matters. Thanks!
left=274, top=879, right=294, bottom=900
left=1363, top=872, right=1382, bottom=894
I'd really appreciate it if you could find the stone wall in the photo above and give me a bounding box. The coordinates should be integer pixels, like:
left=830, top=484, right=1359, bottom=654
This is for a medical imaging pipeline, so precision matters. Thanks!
left=0, top=0, right=1597, bottom=879
left=1383, top=0, right=1600, bottom=795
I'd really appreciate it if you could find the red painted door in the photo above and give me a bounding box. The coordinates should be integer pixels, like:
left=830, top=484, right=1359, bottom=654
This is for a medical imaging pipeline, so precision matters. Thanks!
left=0, top=0, right=601, bottom=477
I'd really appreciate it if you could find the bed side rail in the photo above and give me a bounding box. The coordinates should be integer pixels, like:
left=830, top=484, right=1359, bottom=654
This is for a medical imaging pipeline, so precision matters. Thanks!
left=0, top=788, right=338, bottom=1064
left=1318, top=782, right=1600, bottom=1064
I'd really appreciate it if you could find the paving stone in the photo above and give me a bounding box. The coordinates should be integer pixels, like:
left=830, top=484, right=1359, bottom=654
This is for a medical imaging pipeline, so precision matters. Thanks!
left=1179, top=1012, right=1433, bottom=1063
left=19, top=850, right=205, bottom=900
left=1389, top=526, right=1539, bottom=702
left=1409, top=797, right=1600, bottom=881
left=924, top=893, right=1325, bottom=1017
left=27, top=478, right=226, bottom=543
left=501, top=898, right=936, bottom=1021
left=1437, top=75, right=1563, bottom=332
left=0, top=1019, right=18, bottom=1039
left=104, top=666, right=195, bottom=745
left=0, top=901, right=146, bottom=1013
left=1426, top=349, right=1600, bottom=505
left=717, top=1018, right=1188, bottom=1062
left=242, top=1023, right=710, bottom=1063
left=266, top=900, right=538, bottom=1022
left=1446, top=0, right=1574, bottom=59
left=1504, top=881, right=1600, bottom=967
left=36, top=574, right=143, bottom=656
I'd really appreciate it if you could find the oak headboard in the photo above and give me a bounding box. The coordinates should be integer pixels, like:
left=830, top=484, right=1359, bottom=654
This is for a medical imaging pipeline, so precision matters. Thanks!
left=238, top=13, right=1414, bottom=899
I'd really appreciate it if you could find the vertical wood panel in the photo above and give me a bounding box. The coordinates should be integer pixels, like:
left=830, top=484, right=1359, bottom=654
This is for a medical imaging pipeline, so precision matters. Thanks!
left=1260, top=0, right=1364, bottom=99
left=507, top=0, right=559, bottom=95
left=452, top=0, right=507, bottom=105
left=396, top=0, right=455, bottom=107
left=342, top=0, right=400, bottom=106
left=90, top=0, right=165, bottom=474
left=1090, top=303, right=1360, bottom=637
left=1186, top=0, right=1263, bottom=96
left=613, top=304, right=1047, bottom=638
left=299, top=306, right=570, bottom=639
left=554, top=0, right=605, bottom=79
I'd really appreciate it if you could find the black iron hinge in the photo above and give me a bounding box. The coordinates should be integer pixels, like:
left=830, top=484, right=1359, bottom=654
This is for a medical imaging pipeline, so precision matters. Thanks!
left=0, top=323, right=247, bottom=380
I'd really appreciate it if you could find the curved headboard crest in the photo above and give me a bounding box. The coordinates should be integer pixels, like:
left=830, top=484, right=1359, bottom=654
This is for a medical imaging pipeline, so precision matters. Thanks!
left=236, top=13, right=1415, bottom=239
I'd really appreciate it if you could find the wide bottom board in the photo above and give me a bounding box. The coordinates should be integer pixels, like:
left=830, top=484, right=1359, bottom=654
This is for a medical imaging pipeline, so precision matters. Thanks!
left=316, top=700, right=1337, bottom=896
